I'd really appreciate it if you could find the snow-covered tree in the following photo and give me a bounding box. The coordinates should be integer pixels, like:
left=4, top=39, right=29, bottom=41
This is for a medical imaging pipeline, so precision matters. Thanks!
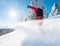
left=25, top=0, right=41, bottom=21
left=48, top=3, right=58, bottom=18
left=25, top=0, right=48, bottom=21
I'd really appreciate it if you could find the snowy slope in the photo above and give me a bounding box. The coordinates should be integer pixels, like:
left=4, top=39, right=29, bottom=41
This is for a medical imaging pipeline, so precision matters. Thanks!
left=0, top=29, right=27, bottom=46
left=0, top=16, right=60, bottom=46
left=49, top=14, right=60, bottom=19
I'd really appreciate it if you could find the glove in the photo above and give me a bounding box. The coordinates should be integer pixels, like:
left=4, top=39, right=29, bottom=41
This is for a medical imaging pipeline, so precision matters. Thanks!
left=27, top=5, right=30, bottom=8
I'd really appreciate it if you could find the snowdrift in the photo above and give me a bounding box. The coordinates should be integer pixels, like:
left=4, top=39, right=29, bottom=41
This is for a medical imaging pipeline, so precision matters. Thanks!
left=49, top=14, right=60, bottom=19
left=0, top=15, right=60, bottom=46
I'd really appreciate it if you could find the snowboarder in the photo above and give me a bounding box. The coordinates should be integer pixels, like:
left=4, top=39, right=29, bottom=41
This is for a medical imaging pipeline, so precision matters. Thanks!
left=27, top=5, right=44, bottom=20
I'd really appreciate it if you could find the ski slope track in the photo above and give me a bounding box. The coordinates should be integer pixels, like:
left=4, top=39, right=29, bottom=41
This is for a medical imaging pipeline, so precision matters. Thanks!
left=0, top=15, right=60, bottom=46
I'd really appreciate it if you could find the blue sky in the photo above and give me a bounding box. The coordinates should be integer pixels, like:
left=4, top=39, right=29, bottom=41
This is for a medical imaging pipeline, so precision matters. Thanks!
left=0, top=0, right=60, bottom=28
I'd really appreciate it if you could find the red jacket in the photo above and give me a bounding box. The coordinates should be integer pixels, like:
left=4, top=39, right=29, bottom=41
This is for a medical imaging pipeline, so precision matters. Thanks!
left=28, top=6, right=44, bottom=20
left=29, top=6, right=43, bottom=16
left=29, top=6, right=38, bottom=14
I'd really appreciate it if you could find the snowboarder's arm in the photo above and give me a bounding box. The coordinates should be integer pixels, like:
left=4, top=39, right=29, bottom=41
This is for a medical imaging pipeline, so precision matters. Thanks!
left=27, top=5, right=37, bottom=9
left=27, top=5, right=38, bottom=13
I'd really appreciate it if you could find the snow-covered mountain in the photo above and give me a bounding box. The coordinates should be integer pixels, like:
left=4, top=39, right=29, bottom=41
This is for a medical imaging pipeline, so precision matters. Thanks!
left=0, top=15, right=60, bottom=46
